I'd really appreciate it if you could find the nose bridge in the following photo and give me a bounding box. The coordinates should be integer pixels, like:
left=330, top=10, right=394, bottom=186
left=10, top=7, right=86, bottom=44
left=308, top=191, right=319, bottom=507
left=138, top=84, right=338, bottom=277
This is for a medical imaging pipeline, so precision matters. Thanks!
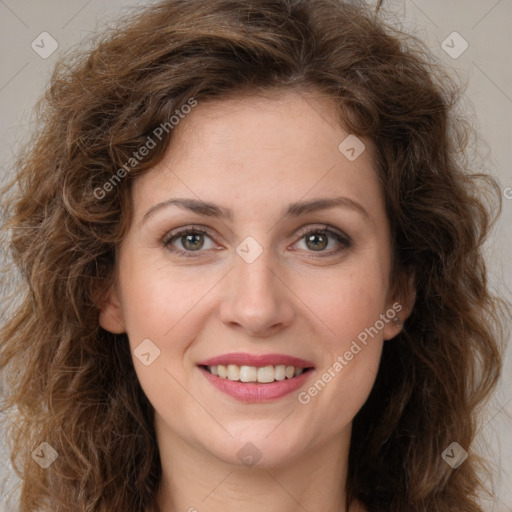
left=234, top=234, right=276, bottom=290
left=219, top=238, right=294, bottom=335
left=236, top=247, right=275, bottom=295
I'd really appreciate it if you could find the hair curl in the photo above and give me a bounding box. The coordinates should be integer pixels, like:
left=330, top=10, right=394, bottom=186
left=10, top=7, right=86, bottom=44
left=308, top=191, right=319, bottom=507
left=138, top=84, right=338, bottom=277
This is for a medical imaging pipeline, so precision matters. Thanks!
left=0, top=0, right=509, bottom=510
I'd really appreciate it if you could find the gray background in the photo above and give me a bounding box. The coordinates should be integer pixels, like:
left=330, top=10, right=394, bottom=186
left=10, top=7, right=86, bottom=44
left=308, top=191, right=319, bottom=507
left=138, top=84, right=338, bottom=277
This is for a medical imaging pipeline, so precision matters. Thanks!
left=0, top=1, right=511, bottom=510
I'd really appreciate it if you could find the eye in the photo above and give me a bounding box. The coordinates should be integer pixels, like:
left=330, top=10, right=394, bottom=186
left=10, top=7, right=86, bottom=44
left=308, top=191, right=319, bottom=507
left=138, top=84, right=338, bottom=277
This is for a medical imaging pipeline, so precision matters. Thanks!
left=163, top=226, right=218, bottom=257
left=163, top=224, right=352, bottom=258
left=293, top=225, right=352, bottom=255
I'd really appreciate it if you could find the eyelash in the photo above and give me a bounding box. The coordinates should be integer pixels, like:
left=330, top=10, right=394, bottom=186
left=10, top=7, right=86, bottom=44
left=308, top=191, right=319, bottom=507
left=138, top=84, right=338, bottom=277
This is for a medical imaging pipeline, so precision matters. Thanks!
left=162, top=224, right=352, bottom=259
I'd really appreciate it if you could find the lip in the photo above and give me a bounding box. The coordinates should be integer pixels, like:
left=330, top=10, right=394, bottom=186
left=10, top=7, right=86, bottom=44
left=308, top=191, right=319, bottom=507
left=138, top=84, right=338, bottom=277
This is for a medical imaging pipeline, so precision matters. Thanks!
left=199, top=366, right=314, bottom=403
left=198, top=352, right=315, bottom=368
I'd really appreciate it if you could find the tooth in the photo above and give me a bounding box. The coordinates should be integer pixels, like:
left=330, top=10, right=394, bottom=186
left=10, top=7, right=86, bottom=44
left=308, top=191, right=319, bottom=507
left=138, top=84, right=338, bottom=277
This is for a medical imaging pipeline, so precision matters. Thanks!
left=239, top=365, right=258, bottom=382
left=257, top=365, right=275, bottom=383
left=227, top=364, right=240, bottom=381
left=209, top=364, right=304, bottom=382
left=274, top=364, right=286, bottom=381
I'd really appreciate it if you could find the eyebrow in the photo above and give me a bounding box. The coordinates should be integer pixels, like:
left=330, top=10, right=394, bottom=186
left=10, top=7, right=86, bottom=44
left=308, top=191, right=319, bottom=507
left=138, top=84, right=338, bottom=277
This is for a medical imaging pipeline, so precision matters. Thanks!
left=141, top=196, right=370, bottom=224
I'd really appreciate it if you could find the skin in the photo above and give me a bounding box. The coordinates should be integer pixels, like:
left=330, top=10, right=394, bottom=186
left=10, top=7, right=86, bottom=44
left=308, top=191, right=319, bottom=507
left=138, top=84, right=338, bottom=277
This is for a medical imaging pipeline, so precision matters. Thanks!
left=100, top=90, right=414, bottom=512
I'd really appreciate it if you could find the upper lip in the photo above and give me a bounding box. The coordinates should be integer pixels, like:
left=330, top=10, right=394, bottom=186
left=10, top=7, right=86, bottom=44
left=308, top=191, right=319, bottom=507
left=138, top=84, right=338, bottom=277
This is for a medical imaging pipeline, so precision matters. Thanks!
left=198, top=352, right=315, bottom=368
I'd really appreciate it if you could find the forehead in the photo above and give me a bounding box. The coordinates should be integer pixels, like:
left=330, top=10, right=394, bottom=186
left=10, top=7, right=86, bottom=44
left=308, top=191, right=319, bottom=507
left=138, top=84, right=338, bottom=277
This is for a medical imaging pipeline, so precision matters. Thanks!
left=167, top=89, right=375, bottom=164
left=131, top=90, right=382, bottom=221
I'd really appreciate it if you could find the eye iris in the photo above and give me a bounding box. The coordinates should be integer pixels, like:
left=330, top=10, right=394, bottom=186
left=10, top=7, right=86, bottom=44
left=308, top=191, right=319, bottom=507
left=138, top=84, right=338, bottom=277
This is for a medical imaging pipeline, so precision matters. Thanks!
left=173, top=230, right=339, bottom=253
left=182, top=233, right=204, bottom=250
left=306, top=232, right=327, bottom=251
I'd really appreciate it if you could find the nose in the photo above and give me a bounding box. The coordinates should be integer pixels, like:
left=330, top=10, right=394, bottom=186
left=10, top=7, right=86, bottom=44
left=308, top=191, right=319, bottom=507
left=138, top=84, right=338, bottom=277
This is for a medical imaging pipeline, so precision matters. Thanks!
left=219, top=248, right=295, bottom=337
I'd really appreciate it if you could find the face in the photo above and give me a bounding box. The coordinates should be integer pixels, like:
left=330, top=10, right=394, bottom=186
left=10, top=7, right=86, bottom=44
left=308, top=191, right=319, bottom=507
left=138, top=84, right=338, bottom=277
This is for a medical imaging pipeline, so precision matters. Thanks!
left=100, top=90, right=406, bottom=469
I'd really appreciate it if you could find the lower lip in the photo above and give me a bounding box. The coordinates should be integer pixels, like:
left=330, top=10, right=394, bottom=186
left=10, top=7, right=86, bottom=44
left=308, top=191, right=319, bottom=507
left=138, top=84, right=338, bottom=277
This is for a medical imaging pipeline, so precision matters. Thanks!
left=199, top=367, right=313, bottom=403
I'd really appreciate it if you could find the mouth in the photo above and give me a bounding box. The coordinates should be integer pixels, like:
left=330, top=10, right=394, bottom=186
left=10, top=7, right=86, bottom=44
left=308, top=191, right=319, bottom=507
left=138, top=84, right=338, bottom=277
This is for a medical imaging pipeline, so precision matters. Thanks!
left=201, top=363, right=312, bottom=383
left=197, top=353, right=315, bottom=402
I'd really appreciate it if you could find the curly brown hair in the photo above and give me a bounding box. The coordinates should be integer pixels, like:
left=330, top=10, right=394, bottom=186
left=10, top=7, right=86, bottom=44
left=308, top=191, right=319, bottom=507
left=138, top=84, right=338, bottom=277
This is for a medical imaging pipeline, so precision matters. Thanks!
left=0, top=0, right=509, bottom=510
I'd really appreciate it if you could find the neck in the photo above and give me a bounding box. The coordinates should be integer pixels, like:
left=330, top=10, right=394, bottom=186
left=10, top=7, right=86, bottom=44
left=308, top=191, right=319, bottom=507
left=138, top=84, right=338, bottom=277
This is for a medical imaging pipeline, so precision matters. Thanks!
left=154, top=415, right=359, bottom=512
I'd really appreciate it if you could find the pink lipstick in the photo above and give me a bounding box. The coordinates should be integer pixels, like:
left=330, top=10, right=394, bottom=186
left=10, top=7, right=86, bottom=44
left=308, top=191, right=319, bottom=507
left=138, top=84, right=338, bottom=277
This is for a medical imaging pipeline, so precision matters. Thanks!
left=198, top=352, right=314, bottom=403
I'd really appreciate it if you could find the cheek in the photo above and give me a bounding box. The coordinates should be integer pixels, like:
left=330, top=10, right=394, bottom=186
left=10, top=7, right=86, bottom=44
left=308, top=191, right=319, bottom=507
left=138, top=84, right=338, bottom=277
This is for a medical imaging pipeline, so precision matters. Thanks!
left=117, top=259, right=206, bottom=416
left=294, top=259, right=388, bottom=412
left=297, top=272, right=386, bottom=435
left=117, top=253, right=215, bottom=351
left=301, top=262, right=389, bottom=348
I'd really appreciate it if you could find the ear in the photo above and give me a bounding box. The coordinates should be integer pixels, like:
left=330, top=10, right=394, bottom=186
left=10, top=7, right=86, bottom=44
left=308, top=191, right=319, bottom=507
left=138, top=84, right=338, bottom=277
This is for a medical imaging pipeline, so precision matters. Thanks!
left=97, top=282, right=126, bottom=334
left=383, top=272, right=415, bottom=341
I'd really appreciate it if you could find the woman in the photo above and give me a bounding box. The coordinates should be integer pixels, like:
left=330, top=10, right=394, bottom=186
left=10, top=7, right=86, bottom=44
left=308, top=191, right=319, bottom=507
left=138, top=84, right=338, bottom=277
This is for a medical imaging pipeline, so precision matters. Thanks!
left=0, top=0, right=508, bottom=510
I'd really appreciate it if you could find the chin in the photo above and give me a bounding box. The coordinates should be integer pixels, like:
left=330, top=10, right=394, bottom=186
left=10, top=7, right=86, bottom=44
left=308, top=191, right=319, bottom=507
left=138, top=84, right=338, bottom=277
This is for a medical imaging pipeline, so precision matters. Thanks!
left=197, top=430, right=306, bottom=469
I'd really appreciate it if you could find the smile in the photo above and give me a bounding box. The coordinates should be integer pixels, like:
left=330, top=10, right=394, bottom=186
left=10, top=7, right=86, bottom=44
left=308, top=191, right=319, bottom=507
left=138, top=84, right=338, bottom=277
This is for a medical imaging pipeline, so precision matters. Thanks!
left=205, top=364, right=306, bottom=383
left=197, top=353, right=315, bottom=402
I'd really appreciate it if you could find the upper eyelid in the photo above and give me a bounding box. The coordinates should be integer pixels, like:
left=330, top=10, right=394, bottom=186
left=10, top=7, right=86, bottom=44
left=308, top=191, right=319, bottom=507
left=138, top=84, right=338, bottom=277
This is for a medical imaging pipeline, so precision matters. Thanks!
left=295, top=224, right=349, bottom=240
left=163, top=225, right=217, bottom=244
